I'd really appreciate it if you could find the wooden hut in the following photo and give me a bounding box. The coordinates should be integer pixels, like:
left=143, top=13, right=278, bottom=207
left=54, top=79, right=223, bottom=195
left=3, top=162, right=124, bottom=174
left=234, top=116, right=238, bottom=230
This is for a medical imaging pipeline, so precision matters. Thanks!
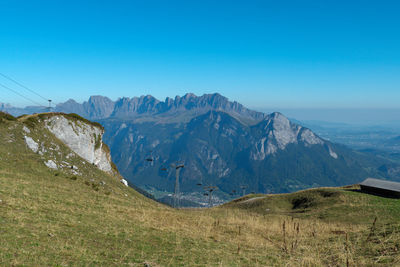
left=359, top=178, right=400, bottom=198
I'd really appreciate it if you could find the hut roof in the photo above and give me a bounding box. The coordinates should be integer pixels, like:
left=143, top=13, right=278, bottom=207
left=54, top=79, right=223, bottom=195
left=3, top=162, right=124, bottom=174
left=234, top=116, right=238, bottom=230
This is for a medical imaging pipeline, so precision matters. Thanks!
left=360, top=178, right=400, bottom=193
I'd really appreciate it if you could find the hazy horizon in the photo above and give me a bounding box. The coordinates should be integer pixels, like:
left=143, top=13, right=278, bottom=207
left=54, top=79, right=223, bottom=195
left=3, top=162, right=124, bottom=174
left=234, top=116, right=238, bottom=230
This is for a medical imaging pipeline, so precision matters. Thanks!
left=2, top=92, right=400, bottom=126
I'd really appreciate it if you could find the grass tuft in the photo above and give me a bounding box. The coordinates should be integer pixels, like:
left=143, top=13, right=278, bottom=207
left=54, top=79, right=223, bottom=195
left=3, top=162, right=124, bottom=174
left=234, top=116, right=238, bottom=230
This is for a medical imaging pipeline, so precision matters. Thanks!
left=2, top=117, right=400, bottom=266
left=0, top=111, right=16, bottom=122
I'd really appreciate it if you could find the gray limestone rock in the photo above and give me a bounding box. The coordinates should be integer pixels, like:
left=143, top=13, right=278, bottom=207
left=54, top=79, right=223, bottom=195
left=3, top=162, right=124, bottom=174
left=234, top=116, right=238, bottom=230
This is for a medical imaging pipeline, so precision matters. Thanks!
left=24, top=136, right=39, bottom=153
left=45, top=160, right=58, bottom=169
left=120, top=179, right=128, bottom=186
left=44, top=115, right=113, bottom=173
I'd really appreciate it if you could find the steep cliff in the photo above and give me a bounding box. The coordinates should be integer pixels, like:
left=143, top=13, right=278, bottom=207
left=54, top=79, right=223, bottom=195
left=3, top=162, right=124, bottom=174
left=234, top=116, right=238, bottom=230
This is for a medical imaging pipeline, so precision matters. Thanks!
left=21, top=113, right=114, bottom=174
left=44, top=114, right=113, bottom=173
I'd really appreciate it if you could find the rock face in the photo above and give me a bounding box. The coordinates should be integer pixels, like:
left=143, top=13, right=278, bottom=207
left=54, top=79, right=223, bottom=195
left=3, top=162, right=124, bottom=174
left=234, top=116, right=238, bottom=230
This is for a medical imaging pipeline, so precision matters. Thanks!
left=120, top=178, right=128, bottom=187
left=250, top=112, right=327, bottom=160
left=44, top=115, right=113, bottom=173
left=45, top=160, right=58, bottom=169
left=24, top=136, right=39, bottom=153
left=6, top=93, right=397, bottom=202
left=100, top=109, right=380, bottom=198
left=3, top=93, right=265, bottom=123
left=51, top=93, right=266, bottom=124
left=55, top=96, right=115, bottom=120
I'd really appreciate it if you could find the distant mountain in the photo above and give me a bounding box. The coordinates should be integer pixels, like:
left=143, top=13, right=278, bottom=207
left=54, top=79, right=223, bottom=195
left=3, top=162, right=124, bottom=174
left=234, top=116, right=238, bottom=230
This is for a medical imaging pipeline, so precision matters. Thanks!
left=0, top=103, right=47, bottom=116
left=55, top=96, right=115, bottom=119
left=2, top=93, right=265, bottom=123
left=3, top=93, right=399, bottom=204
left=53, top=93, right=266, bottom=124
left=100, top=108, right=396, bottom=202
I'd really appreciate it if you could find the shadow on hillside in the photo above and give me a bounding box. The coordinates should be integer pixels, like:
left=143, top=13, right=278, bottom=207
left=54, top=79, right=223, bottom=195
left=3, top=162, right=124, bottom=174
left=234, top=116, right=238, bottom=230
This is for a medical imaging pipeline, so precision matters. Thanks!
left=344, top=188, right=400, bottom=199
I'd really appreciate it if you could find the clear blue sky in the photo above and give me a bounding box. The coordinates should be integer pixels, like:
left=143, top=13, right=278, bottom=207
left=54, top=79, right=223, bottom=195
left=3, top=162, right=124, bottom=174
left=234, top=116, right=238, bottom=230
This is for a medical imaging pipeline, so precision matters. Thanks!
left=0, top=0, right=399, bottom=114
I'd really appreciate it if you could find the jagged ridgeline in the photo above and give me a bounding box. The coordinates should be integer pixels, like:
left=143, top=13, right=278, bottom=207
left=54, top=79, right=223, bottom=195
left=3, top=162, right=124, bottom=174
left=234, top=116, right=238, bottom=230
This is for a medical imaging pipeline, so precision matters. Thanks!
left=4, top=110, right=400, bottom=266
left=2, top=94, right=399, bottom=205
left=100, top=109, right=395, bottom=203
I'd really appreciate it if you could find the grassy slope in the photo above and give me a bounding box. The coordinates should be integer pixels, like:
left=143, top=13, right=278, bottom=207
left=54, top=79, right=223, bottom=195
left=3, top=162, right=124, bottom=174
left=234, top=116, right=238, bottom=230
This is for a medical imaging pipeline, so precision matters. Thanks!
left=1, top=113, right=400, bottom=266
left=224, top=187, right=400, bottom=225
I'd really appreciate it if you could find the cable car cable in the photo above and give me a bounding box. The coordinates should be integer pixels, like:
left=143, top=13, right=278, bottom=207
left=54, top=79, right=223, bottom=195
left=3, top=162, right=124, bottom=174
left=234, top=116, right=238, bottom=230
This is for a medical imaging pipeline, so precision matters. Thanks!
left=0, top=72, right=48, bottom=102
left=0, top=82, right=46, bottom=107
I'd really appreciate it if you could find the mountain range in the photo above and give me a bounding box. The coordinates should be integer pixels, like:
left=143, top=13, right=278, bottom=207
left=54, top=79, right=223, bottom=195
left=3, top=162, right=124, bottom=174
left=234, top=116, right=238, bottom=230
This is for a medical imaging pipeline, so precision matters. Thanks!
left=0, top=102, right=48, bottom=116
left=54, top=93, right=266, bottom=124
left=2, top=93, right=399, bottom=203
left=2, top=110, right=399, bottom=265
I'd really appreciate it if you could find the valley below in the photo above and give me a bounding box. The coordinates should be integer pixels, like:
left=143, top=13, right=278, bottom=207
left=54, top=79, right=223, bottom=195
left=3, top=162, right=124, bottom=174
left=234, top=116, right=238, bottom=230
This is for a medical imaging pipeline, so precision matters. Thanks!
left=1, top=111, right=400, bottom=266
left=2, top=1, right=399, bottom=265
left=2, top=93, right=400, bottom=207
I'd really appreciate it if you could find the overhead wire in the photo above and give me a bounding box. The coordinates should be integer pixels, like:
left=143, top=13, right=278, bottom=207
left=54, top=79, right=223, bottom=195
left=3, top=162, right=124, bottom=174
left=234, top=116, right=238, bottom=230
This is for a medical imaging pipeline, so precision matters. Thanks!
left=0, top=72, right=49, bottom=102
left=0, top=82, right=46, bottom=107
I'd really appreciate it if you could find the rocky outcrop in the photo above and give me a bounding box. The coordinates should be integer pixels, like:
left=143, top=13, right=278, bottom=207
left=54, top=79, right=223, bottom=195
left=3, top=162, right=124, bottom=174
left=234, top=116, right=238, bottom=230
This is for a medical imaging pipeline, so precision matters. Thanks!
left=120, top=178, right=128, bottom=187
left=44, top=115, right=113, bottom=173
left=251, top=112, right=332, bottom=160
left=24, top=136, right=39, bottom=153
left=45, top=160, right=58, bottom=169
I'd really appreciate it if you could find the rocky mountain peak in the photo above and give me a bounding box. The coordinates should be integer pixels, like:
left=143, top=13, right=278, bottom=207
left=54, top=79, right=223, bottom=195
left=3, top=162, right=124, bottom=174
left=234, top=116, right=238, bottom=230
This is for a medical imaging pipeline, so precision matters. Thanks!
left=88, top=95, right=113, bottom=105
left=64, top=99, right=79, bottom=105
left=111, top=95, right=160, bottom=117
left=11, top=93, right=266, bottom=123
left=251, top=111, right=328, bottom=160
left=183, top=93, right=196, bottom=99
left=86, top=95, right=115, bottom=119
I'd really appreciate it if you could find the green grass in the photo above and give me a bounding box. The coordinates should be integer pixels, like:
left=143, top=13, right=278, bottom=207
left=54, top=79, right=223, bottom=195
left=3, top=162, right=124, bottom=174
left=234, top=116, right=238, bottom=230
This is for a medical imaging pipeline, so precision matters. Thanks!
left=0, top=112, right=17, bottom=122
left=224, top=187, right=400, bottom=225
left=1, top=115, right=400, bottom=266
left=18, top=112, right=104, bottom=130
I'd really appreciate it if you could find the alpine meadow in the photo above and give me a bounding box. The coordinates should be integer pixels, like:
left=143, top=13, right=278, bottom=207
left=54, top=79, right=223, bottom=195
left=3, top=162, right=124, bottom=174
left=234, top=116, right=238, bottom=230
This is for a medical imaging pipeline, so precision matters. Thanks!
left=1, top=1, right=400, bottom=266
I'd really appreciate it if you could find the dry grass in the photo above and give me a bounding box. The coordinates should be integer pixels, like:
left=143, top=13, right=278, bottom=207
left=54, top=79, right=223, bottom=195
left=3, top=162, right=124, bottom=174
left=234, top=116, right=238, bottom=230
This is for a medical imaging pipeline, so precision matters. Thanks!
left=1, top=116, right=400, bottom=266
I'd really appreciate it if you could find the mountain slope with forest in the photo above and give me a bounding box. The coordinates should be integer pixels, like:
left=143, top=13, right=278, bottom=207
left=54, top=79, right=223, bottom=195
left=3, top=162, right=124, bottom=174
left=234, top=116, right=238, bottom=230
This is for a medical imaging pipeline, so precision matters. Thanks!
left=101, top=108, right=396, bottom=204
left=1, top=111, right=400, bottom=266
left=2, top=93, right=400, bottom=205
